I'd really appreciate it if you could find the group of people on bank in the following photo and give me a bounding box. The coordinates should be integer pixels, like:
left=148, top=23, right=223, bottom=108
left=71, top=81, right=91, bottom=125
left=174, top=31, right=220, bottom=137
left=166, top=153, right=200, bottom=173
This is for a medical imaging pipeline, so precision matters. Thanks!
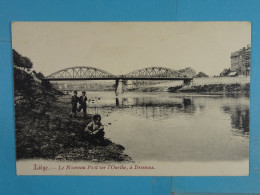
left=71, top=91, right=105, bottom=142
left=71, top=91, right=88, bottom=118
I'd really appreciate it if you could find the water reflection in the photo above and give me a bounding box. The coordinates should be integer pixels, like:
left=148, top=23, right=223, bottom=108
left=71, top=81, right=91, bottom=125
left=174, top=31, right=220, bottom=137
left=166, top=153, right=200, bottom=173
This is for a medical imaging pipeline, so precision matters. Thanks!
left=114, top=96, right=196, bottom=120
left=85, top=92, right=249, bottom=161
left=92, top=95, right=249, bottom=136
left=222, top=105, right=250, bottom=137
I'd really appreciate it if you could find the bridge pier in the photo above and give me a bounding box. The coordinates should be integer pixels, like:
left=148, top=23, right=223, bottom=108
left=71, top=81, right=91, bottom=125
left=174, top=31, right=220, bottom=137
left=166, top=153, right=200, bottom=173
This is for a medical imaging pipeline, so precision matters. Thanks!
left=115, top=79, right=124, bottom=95
left=183, top=79, right=193, bottom=86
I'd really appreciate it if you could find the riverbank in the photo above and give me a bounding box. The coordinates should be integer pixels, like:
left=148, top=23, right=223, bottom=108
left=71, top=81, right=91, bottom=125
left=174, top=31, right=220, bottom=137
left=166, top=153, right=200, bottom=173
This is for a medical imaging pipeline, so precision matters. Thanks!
left=126, top=77, right=250, bottom=95
left=15, top=94, right=131, bottom=162
left=169, top=83, right=250, bottom=95
left=14, top=67, right=131, bottom=162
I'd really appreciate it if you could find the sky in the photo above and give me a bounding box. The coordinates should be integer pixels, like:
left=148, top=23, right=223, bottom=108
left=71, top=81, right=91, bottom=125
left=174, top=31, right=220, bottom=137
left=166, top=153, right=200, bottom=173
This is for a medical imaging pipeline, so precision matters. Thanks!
left=12, top=22, right=251, bottom=76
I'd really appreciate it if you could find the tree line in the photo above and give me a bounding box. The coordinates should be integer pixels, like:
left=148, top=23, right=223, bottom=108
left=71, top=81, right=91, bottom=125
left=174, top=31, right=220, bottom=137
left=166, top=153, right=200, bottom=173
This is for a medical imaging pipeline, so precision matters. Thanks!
left=13, top=49, right=54, bottom=95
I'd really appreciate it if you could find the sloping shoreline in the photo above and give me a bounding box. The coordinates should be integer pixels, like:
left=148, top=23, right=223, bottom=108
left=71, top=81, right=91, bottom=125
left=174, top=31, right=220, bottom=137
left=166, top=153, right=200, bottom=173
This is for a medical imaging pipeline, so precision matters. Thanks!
left=15, top=94, right=131, bottom=162
left=14, top=67, right=131, bottom=162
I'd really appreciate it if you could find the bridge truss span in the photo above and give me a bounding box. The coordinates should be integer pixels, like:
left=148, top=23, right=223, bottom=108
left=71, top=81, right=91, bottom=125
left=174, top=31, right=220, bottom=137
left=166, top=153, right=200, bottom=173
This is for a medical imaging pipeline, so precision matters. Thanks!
left=46, top=66, right=117, bottom=80
left=124, top=66, right=186, bottom=79
left=45, top=66, right=193, bottom=81
left=45, top=66, right=194, bottom=94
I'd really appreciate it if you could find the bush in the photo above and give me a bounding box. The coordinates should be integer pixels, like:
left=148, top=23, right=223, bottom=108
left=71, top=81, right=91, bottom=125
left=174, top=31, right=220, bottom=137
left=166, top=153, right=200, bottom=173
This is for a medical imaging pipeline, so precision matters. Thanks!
left=14, top=68, right=35, bottom=96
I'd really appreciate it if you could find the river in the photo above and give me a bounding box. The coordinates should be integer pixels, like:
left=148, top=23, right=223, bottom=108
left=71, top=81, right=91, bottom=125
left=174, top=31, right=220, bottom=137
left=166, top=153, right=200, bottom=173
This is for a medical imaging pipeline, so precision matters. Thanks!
left=85, top=91, right=249, bottom=163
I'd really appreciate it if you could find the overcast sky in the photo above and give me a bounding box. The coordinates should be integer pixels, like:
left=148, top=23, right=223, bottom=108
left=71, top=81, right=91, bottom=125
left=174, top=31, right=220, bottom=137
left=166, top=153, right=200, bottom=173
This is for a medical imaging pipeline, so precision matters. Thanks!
left=12, top=22, right=251, bottom=76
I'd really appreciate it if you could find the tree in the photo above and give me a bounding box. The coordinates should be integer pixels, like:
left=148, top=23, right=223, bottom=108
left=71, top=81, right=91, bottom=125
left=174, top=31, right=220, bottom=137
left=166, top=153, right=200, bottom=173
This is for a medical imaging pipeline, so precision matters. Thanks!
left=35, top=72, right=45, bottom=80
left=13, top=49, right=33, bottom=70
left=196, top=72, right=209, bottom=78
left=13, top=49, right=22, bottom=67
left=23, top=57, right=33, bottom=69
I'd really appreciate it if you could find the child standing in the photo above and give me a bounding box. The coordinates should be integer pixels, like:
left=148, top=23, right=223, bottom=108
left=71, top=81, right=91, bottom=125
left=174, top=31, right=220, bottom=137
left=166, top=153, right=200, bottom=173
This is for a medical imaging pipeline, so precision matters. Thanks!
left=78, top=91, right=88, bottom=118
left=71, top=91, right=78, bottom=117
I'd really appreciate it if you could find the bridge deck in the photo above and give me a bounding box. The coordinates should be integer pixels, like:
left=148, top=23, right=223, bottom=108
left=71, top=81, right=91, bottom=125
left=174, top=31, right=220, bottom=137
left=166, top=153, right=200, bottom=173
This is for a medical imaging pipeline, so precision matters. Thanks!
left=44, top=77, right=193, bottom=81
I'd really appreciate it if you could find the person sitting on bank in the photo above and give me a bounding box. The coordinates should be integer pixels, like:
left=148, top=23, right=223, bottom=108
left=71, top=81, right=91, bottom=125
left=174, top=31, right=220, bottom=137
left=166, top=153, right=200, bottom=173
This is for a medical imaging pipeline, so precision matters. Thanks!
left=71, top=91, right=79, bottom=117
left=84, top=114, right=105, bottom=140
left=77, top=91, right=88, bottom=118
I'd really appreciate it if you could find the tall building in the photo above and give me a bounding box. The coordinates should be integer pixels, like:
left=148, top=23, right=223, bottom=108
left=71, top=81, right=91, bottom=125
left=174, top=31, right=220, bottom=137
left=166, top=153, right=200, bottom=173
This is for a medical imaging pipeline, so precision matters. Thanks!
left=230, top=44, right=251, bottom=76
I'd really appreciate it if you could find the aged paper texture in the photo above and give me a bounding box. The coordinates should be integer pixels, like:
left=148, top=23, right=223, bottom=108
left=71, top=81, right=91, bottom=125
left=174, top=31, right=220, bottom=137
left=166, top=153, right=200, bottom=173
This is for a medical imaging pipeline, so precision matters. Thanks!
left=12, top=22, right=250, bottom=176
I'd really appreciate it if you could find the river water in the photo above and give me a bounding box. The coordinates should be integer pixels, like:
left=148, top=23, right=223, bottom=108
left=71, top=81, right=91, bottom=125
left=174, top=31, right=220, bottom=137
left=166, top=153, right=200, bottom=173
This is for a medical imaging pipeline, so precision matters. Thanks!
left=85, top=91, right=249, bottom=163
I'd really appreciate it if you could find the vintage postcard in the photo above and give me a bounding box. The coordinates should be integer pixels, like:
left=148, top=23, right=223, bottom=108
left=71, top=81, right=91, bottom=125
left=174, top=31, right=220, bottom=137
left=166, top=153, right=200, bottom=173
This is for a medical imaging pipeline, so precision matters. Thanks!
left=12, top=22, right=250, bottom=176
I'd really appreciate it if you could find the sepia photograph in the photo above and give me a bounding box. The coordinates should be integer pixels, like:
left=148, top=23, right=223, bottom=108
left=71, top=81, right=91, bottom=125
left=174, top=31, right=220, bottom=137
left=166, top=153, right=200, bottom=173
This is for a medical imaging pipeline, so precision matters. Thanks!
left=12, top=22, right=250, bottom=176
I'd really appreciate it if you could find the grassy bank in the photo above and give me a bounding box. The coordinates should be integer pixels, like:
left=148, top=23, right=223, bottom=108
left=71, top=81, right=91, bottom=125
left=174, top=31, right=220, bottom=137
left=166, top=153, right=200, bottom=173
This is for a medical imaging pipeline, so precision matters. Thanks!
left=15, top=68, right=131, bottom=162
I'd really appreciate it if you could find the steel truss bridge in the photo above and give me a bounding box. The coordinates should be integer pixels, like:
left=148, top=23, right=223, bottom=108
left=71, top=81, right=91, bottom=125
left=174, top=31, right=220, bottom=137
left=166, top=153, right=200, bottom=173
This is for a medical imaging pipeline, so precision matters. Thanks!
left=44, top=66, right=193, bottom=94
left=45, top=66, right=193, bottom=81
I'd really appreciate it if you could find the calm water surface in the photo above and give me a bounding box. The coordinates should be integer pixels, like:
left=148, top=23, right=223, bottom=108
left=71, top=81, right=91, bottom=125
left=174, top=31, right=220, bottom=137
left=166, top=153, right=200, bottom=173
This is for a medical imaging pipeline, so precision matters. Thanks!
left=85, top=91, right=249, bottom=162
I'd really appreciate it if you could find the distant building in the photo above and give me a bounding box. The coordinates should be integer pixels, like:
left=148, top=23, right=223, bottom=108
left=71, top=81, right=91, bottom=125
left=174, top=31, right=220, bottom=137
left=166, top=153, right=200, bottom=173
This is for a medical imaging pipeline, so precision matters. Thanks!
left=220, top=68, right=231, bottom=77
left=230, top=44, right=251, bottom=76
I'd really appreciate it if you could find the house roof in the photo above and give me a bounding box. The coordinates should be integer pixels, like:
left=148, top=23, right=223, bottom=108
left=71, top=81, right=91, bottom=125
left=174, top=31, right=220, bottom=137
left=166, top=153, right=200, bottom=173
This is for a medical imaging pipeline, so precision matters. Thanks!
left=228, top=71, right=238, bottom=76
